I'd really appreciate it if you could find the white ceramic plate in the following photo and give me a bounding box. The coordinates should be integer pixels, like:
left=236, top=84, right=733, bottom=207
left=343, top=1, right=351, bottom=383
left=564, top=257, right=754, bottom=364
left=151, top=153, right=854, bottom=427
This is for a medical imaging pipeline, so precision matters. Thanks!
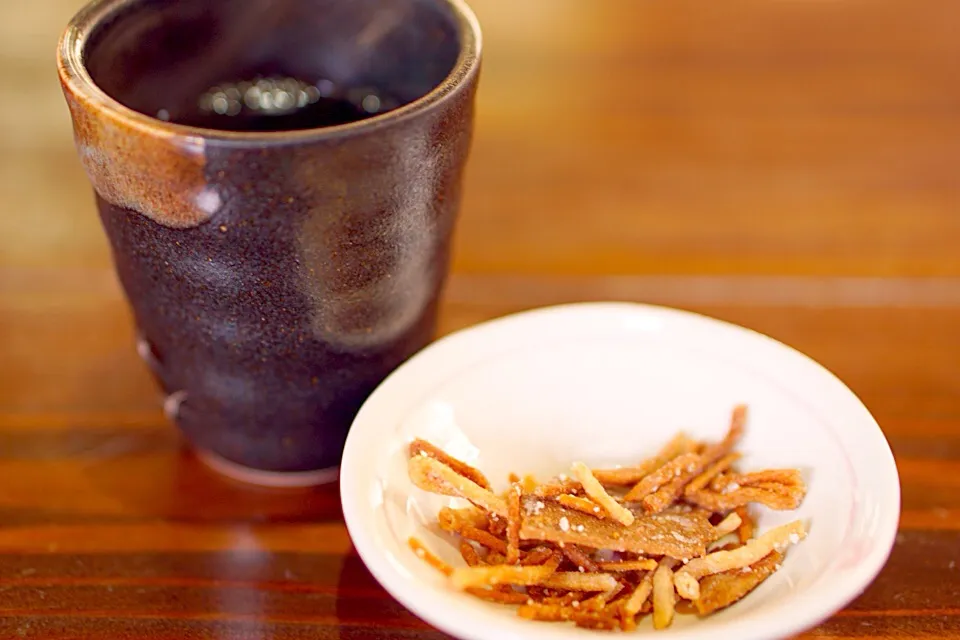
left=340, top=302, right=900, bottom=640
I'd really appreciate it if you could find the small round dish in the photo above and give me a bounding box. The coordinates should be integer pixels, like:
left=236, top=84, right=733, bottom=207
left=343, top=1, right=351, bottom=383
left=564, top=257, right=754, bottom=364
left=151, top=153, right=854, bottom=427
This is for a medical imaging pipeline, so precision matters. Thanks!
left=340, top=302, right=900, bottom=640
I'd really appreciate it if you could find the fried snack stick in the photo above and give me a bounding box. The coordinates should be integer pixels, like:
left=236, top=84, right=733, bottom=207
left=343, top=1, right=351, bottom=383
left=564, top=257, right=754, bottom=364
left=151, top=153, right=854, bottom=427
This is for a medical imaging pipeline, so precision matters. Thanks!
left=488, top=513, right=508, bottom=537
left=617, top=574, right=652, bottom=631
left=731, top=468, right=805, bottom=488
left=466, top=586, right=530, bottom=604
left=521, top=475, right=538, bottom=493
left=410, top=439, right=491, bottom=489
left=506, top=484, right=523, bottom=564
left=539, top=592, right=585, bottom=606
left=652, top=557, right=679, bottom=630
left=562, top=544, right=599, bottom=572
left=674, top=520, right=806, bottom=600
left=408, top=455, right=508, bottom=517
left=623, top=453, right=700, bottom=503
left=637, top=407, right=747, bottom=513
left=533, top=477, right=584, bottom=498
left=521, top=547, right=557, bottom=566
left=408, top=537, right=453, bottom=576
left=592, top=433, right=700, bottom=486
left=571, top=462, right=635, bottom=526
left=695, top=550, right=784, bottom=615
left=541, top=572, right=620, bottom=592
left=436, top=509, right=509, bottom=554
left=438, top=506, right=488, bottom=532
left=460, top=541, right=483, bottom=567
left=735, top=506, right=755, bottom=545
left=597, top=581, right=627, bottom=603
left=450, top=556, right=561, bottom=589
left=517, top=602, right=579, bottom=622
left=687, top=484, right=805, bottom=512
left=711, top=512, right=743, bottom=540
left=459, top=527, right=508, bottom=554
left=598, top=559, right=658, bottom=572
left=518, top=595, right=607, bottom=622
left=621, top=571, right=654, bottom=617
left=572, top=612, right=620, bottom=630
left=556, top=494, right=607, bottom=519
left=520, top=497, right=716, bottom=558
left=684, top=453, right=741, bottom=496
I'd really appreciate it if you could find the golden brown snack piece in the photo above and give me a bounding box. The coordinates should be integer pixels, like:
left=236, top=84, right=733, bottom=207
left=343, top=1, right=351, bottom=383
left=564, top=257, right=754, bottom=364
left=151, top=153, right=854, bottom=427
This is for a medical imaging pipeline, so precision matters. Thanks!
left=624, top=452, right=700, bottom=503
left=621, top=571, right=654, bottom=617
left=572, top=462, right=635, bottom=526
left=520, top=497, right=715, bottom=558
left=708, top=467, right=806, bottom=506
left=487, top=513, right=508, bottom=537
left=711, top=512, right=743, bottom=540
left=518, top=595, right=606, bottom=622
left=458, top=527, right=508, bottom=554
left=466, top=586, right=530, bottom=604
left=520, top=547, right=557, bottom=566
left=735, top=506, right=755, bottom=545
left=596, top=581, right=626, bottom=604
left=506, top=484, right=523, bottom=564
left=696, top=550, right=784, bottom=615
left=408, top=537, right=453, bottom=576
left=521, top=475, right=538, bottom=493
left=561, top=544, right=599, bottom=572
left=408, top=455, right=508, bottom=516
left=592, top=432, right=699, bottom=486
left=675, top=520, right=806, bottom=599
left=451, top=556, right=561, bottom=589
left=517, top=601, right=577, bottom=622
left=410, top=439, right=491, bottom=489
left=555, top=494, right=607, bottom=519
left=598, top=559, right=658, bottom=572
left=636, top=406, right=747, bottom=513
left=460, top=541, right=483, bottom=567
left=438, top=506, right=488, bottom=533
left=533, top=477, right=584, bottom=498
left=541, top=572, right=620, bottom=592
left=539, top=592, right=584, bottom=606
left=687, top=484, right=805, bottom=512
left=732, top=468, right=805, bottom=488
left=572, top=612, right=620, bottom=630
left=639, top=469, right=704, bottom=513
left=652, top=557, right=679, bottom=630
left=685, top=453, right=741, bottom=496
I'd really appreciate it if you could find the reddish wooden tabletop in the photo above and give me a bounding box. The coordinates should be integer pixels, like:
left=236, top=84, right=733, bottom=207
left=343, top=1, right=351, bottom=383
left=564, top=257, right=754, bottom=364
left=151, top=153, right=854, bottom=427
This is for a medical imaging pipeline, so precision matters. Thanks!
left=2, top=0, right=959, bottom=637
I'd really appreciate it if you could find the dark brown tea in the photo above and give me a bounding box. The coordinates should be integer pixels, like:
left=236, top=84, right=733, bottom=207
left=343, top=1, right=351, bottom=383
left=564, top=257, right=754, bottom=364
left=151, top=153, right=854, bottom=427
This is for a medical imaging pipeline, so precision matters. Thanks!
left=187, top=95, right=373, bottom=131
left=166, top=76, right=403, bottom=131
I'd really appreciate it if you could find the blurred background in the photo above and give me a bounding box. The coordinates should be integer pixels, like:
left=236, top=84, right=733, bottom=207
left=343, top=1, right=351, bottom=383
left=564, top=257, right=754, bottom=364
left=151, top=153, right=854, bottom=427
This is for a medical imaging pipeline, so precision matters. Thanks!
left=2, top=0, right=959, bottom=418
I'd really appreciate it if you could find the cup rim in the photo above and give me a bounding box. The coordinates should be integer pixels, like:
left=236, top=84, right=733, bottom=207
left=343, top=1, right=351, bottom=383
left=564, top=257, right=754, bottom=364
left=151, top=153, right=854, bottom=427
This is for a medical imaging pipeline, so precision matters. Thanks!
left=57, top=0, right=482, bottom=145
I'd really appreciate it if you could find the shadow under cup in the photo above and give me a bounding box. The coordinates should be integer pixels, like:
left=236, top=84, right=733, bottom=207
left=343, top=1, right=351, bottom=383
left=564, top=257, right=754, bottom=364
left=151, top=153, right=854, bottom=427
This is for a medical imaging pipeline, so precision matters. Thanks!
left=57, top=0, right=481, bottom=485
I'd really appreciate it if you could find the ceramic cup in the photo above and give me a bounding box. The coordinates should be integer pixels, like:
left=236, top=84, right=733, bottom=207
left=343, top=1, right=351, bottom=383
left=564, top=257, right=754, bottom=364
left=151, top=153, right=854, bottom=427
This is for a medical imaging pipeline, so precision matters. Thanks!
left=57, top=0, right=481, bottom=485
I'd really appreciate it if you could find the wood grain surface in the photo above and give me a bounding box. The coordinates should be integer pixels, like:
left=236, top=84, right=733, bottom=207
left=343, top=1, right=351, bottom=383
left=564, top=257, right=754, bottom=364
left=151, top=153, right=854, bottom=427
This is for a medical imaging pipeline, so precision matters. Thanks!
left=2, top=0, right=959, bottom=638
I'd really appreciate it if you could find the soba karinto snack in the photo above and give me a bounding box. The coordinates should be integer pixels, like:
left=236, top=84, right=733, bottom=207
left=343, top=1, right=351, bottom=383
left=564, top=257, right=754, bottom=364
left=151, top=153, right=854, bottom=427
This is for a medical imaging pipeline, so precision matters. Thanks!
left=407, top=405, right=808, bottom=631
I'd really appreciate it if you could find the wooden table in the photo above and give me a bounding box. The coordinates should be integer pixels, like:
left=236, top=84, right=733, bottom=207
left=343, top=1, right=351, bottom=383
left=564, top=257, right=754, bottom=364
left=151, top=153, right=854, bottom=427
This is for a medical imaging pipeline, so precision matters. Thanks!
left=2, top=0, right=959, bottom=637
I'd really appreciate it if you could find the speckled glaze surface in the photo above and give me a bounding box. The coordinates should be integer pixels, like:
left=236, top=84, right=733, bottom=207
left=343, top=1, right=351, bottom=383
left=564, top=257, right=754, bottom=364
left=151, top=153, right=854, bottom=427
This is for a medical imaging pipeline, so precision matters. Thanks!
left=57, top=0, right=481, bottom=476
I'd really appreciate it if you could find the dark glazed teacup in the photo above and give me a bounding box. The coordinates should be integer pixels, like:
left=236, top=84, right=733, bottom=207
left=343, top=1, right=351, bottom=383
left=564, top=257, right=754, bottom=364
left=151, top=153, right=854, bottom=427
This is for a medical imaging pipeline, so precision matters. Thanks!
left=57, top=0, right=481, bottom=485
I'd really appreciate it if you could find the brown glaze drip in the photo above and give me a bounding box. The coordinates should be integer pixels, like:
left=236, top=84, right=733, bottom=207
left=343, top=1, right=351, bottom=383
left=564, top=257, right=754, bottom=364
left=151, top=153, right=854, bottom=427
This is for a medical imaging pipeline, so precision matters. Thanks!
left=61, top=87, right=214, bottom=228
